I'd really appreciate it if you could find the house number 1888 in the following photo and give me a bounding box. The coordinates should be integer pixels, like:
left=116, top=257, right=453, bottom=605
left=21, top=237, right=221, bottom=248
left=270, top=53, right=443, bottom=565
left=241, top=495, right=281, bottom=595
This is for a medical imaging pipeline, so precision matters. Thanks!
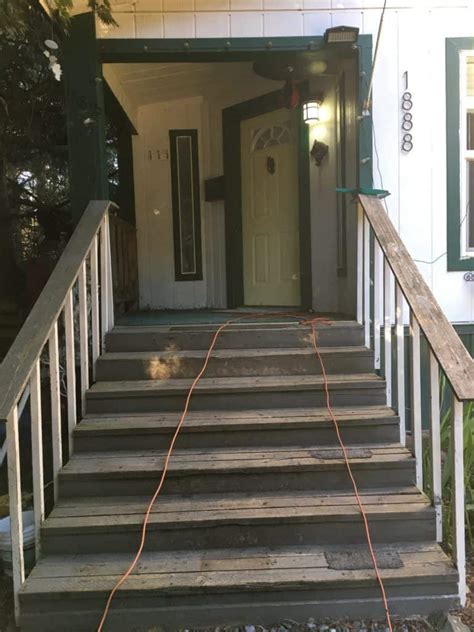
left=401, top=71, right=413, bottom=152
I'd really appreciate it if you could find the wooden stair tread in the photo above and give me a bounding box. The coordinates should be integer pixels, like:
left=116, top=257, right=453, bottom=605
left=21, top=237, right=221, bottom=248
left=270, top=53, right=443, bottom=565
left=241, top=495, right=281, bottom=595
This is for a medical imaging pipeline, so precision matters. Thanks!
left=98, top=346, right=371, bottom=361
left=87, top=373, right=384, bottom=398
left=77, top=405, right=397, bottom=435
left=20, top=542, right=456, bottom=597
left=60, top=444, right=413, bottom=478
left=109, top=321, right=361, bottom=334
left=44, top=489, right=432, bottom=532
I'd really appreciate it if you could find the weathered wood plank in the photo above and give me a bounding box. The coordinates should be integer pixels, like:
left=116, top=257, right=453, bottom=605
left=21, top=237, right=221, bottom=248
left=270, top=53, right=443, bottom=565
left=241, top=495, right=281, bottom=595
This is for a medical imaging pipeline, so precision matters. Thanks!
left=359, top=195, right=474, bottom=401
left=0, top=201, right=112, bottom=422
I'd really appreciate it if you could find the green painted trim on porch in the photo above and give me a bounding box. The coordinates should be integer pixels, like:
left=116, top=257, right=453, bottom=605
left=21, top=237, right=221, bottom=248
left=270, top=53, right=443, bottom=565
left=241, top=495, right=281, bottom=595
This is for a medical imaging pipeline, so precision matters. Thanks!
left=63, top=13, right=109, bottom=224
left=98, top=37, right=329, bottom=63
left=446, top=37, right=474, bottom=271
left=223, top=89, right=313, bottom=309
left=357, top=35, right=373, bottom=189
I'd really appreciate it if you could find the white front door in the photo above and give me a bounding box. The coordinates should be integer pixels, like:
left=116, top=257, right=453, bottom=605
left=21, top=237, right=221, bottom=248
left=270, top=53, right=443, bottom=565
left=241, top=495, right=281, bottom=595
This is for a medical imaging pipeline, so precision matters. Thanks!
left=241, top=108, right=300, bottom=306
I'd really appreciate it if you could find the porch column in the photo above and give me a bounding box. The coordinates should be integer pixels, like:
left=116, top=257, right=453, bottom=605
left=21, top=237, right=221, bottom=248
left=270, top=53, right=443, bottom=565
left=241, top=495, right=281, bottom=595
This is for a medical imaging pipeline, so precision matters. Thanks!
left=63, top=12, right=108, bottom=225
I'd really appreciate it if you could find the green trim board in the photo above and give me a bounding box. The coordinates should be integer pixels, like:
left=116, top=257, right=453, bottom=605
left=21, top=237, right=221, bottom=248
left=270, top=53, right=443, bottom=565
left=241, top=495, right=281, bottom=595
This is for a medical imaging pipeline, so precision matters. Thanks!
left=446, top=37, right=474, bottom=271
left=357, top=36, right=373, bottom=190
left=63, top=13, right=109, bottom=225
left=223, top=89, right=312, bottom=309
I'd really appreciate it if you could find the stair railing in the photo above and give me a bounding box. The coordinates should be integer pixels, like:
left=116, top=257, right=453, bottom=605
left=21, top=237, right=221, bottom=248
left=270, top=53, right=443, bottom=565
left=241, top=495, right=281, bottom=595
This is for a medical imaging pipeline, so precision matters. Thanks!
left=0, top=200, right=115, bottom=622
left=357, top=193, right=474, bottom=607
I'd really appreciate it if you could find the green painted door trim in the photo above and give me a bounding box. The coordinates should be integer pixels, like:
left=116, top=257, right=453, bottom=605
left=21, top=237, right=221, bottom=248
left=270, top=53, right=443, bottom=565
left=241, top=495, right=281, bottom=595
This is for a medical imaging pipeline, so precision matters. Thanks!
left=446, top=37, right=474, bottom=271
left=63, top=13, right=109, bottom=224
left=223, top=89, right=312, bottom=309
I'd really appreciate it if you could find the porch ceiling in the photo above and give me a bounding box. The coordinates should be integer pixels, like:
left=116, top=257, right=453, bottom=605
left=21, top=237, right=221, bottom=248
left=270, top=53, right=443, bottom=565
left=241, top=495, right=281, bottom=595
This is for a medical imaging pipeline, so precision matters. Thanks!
left=105, top=61, right=282, bottom=107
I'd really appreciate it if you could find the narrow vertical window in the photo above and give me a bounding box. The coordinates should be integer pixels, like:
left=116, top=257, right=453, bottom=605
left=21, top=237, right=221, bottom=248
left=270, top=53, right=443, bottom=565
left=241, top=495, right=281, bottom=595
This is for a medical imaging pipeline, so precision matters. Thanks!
left=461, top=53, right=474, bottom=251
left=170, top=129, right=203, bottom=281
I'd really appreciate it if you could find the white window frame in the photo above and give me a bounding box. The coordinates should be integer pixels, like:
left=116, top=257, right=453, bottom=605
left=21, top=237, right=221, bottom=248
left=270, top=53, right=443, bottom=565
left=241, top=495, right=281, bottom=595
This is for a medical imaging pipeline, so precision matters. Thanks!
left=460, top=50, right=474, bottom=256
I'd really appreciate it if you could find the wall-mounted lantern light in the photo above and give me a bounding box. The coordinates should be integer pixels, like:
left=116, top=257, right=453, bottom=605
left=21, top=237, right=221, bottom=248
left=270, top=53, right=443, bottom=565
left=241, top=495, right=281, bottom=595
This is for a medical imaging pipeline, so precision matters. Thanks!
left=302, top=97, right=323, bottom=124
left=324, top=25, right=359, bottom=45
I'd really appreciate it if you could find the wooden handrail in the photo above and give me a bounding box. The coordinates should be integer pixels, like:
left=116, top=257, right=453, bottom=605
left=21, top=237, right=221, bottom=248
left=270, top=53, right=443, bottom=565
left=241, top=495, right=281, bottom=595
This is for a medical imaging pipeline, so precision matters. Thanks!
left=0, top=200, right=114, bottom=423
left=359, top=194, right=474, bottom=402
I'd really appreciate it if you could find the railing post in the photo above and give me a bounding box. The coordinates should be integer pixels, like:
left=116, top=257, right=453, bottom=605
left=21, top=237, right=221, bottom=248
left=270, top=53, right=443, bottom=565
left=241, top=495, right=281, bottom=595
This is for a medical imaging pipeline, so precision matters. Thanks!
left=90, top=235, right=100, bottom=379
left=100, top=217, right=110, bottom=350
left=106, top=212, right=115, bottom=331
left=383, top=260, right=392, bottom=406
left=49, top=322, right=62, bottom=503
left=429, top=351, right=442, bottom=543
left=64, top=291, right=77, bottom=456
left=395, top=284, right=406, bottom=446
left=79, top=261, right=89, bottom=417
left=30, top=361, right=44, bottom=558
left=452, top=397, right=466, bottom=606
left=410, top=312, right=423, bottom=490
left=6, top=406, right=24, bottom=624
left=373, top=240, right=382, bottom=370
left=357, top=204, right=363, bottom=325
left=363, top=216, right=371, bottom=348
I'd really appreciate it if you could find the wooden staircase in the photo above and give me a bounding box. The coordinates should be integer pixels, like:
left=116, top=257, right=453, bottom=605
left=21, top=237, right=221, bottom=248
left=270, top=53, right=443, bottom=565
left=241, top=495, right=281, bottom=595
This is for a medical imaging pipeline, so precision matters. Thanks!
left=19, top=320, right=458, bottom=631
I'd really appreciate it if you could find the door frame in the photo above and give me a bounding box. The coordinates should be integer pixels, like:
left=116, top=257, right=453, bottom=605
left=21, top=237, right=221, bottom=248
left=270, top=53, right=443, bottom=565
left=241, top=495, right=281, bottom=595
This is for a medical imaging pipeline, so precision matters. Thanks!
left=223, top=91, right=311, bottom=308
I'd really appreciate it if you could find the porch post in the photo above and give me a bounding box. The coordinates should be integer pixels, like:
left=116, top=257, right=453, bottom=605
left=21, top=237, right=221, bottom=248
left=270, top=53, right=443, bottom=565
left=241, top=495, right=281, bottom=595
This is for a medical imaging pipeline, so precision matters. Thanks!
left=63, top=13, right=108, bottom=225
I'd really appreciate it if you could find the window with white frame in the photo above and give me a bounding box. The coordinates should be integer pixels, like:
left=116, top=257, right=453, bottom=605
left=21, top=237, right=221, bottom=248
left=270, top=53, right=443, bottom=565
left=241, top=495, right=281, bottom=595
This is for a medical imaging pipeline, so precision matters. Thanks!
left=461, top=52, right=474, bottom=253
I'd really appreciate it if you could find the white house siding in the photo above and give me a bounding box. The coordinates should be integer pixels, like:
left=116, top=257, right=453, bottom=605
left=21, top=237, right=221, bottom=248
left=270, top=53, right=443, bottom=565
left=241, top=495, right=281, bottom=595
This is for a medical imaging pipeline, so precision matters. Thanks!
left=87, top=1, right=474, bottom=320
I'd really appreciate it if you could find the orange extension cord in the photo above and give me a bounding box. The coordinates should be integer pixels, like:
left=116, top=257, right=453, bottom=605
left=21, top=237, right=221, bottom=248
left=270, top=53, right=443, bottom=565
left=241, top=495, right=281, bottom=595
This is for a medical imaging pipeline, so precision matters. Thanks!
left=96, top=313, right=393, bottom=632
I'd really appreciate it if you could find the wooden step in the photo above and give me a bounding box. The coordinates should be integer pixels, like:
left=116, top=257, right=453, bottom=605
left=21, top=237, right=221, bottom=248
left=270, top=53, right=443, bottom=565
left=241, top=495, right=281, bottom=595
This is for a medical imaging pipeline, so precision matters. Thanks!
left=19, top=542, right=458, bottom=631
left=95, top=346, right=373, bottom=381
left=105, top=321, right=364, bottom=352
left=74, top=406, right=400, bottom=451
left=58, top=444, right=415, bottom=497
left=42, top=488, right=435, bottom=555
left=86, top=373, right=386, bottom=414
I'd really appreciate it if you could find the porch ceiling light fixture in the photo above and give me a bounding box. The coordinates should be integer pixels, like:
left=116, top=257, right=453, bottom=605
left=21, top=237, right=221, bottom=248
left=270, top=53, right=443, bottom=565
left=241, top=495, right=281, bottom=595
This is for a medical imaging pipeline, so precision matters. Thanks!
left=324, top=25, right=359, bottom=45
left=302, top=96, right=323, bottom=125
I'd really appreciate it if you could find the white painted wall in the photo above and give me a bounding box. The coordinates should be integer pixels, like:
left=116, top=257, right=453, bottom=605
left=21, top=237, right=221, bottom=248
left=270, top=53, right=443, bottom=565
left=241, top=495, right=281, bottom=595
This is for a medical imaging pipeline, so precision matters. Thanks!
left=94, top=1, right=474, bottom=321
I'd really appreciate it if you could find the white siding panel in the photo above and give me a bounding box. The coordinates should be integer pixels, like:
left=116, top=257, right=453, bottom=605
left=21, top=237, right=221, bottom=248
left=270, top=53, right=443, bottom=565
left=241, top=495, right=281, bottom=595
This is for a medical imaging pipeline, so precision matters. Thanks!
left=263, top=11, right=303, bottom=35
left=135, top=0, right=163, bottom=10
left=303, top=11, right=331, bottom=34
left=195, top=0, right=230, bottom=9
left=231, top=12, right=264, bottom=37
left=303, top=1, right=331, bottom=8
left=163, top=0, right=195, bottom=10
left=330, top=9, right=363, bottom=28
left=195, top=12, right=230, bottom=37
left=136, top=13, right=164, bottom=37
left=363, top=10, right=400, bottom=229
left=163, top=12, right=196, bottom=37
left=96, top=12, right=135, bottom=37
left=264, top=0, right=303, bottom=9
left=230, top=0, right=264, bottom=9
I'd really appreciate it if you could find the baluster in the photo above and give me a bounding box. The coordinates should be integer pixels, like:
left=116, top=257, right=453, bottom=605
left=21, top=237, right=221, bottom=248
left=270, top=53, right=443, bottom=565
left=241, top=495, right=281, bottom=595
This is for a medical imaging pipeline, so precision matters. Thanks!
left=7, top=406, right=24, bottom=624
left=106, top=212, right=115, bottom=331
left=100, top=218, right=109, bottom=349
left=395, top=284, right=406, bottom=446
left=357, top=205, right=363, bottom=325
left=79, top=261, right=89, bottom=417
left=30, top=360, right=44, bottom=557
left=452, top=397, right=466, bottom=605
left=410, top=312, right=423, bottom=489
left=429, top=351, right=442, bottom=542
left=363, top=216, right=371, bottom=348
left=49, top=322, right=62, bottom=502
left=64, top=290, right=77, bottom=455
left=90, top=235, right=100, bottom=379
left=373, top=240, right=382, bottom=370
left=383, top=259, right=392, bottom=406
